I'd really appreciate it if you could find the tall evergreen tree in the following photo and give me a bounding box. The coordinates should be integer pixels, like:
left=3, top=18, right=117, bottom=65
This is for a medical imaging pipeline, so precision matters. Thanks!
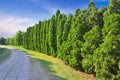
left=33, top=24, right=37, bottom=50
left=86, top=1, right=98, bottom=29
left=48, top=15, right=57, bottom=56
left=62, top=14, right=73, bottom=42
left=56, top=14, right=66, bottom=56
left=93, top=3, right=120, bottom=78
left=81, top=26, right=102, bottom=73
left=45, top=20, right=50, bottom=54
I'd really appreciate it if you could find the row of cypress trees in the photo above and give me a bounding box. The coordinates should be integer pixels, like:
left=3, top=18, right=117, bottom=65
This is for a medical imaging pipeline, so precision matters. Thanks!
left=6, top=0, right=120, bottom=79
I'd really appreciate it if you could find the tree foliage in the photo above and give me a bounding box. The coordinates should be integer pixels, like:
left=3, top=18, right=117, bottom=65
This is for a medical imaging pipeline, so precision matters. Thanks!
left=6, top=31, right=25, bottom=46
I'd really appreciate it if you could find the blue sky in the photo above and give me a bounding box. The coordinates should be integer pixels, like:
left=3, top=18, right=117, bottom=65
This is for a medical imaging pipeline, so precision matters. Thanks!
left=0, top=0, right=108, bottom=38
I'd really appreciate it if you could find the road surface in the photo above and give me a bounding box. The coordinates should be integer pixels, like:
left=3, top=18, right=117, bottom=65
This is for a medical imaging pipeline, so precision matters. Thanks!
left=0, top=48, right=52, bottom=80
left=0, top=49, right=29, bottom=80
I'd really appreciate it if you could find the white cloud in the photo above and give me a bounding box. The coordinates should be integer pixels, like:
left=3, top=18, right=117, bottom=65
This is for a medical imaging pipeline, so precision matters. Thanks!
left=0, top=14, right=37, bottom=38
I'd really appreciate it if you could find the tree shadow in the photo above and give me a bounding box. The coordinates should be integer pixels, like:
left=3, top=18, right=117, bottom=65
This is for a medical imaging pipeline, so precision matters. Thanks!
left=29, top=54, right=66, bottom=80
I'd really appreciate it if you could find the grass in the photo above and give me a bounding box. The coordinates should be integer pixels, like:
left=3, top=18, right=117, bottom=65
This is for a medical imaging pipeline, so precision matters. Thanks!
left=0, top=47, right=11, bottom=63
left=4, top=45, right=94, bottom=80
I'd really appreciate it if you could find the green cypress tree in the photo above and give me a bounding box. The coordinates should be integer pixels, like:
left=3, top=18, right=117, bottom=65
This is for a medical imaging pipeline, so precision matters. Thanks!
left=38, top=21, right=42, bottom=52
left=33, top=24, right=37, bottom=50
left=45, top=20, right=50, bottom=54
left=43, top=20, right=47, bottom=53
left=29, top=27, right=34, bottom=50
left=41, top=22, right=44, bottom=52
left=56, top=14, right=67, bottom=56
left=23, top=32, right=27, bottom=49
left=60, top=9, right=87, bottom=70
left=94, top=13, right=120, bottom=79
left=48, top=15, right=57, bottom=56
left=86, top=1, right=98, bottom=29
left=36, top=23, right=40, bottom=51
left=81, top=26, right=102, bottom=73
left=62, top=14, right=73, bottom=42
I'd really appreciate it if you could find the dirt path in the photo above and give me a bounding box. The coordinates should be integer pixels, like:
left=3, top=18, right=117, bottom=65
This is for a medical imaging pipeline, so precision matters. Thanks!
left=0, top=48, right=53, bottom=80
left=0, top=49, right=29, bottom=80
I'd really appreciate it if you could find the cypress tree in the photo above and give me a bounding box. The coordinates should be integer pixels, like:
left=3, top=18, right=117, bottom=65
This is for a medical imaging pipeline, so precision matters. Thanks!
left=56, top=14, right=67, bottom=56
left=48, top=15, right=57, bottom=56
left=81, top=26, right=102, bottom=73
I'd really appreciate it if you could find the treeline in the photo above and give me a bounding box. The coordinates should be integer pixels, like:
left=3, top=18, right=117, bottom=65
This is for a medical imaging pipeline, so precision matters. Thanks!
left=6, top=0, right=120, bottom=79
left=0, top=37, right=6, bottom=45
left=6, top=31, right=25, bottom=46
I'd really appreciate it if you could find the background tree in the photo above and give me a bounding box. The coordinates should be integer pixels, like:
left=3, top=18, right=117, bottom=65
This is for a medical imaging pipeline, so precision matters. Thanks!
left=0, top=37, right=6, bottom=45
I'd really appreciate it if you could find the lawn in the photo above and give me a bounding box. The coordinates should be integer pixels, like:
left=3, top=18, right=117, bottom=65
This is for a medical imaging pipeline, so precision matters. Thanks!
left=0, top=48, right=11, bottom=63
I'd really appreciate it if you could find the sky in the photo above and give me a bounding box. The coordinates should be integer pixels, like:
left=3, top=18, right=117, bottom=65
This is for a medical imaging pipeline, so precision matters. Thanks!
left=0, top=0, right=108, bottom=38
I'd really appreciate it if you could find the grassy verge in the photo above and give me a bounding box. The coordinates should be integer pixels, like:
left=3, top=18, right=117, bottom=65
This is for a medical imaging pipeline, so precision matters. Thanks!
left=5, top=45, right=94, bottom=80
left=0, top=48, right=11, bottom=63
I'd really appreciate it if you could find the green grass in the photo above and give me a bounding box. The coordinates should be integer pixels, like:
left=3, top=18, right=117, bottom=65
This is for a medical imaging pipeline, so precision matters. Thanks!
left=4, top=45, right=94, bottom=80
left=0, top=48, right=11, bottom=63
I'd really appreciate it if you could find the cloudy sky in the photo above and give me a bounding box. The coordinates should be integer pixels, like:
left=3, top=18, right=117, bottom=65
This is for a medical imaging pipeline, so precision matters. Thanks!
left=0, top=0, right=108, bottom=38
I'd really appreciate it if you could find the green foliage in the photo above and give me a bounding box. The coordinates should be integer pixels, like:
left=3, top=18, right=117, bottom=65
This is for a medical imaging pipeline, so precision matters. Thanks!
left=97, top=7, right=107, bottom=27
left=93, top=36, right=119, bottom=80
left=6, top=31, right=24, bottom=46
left=93, top=14, right=120, bottom=80
left=81, top=26, right=102, bottom=73
left=82, top=54, right=93, bottom=73
left=14, top=31, right=25, bottom=46
left=108, top=0, right=120, bottom=14
left=62, top=14, right=73, bottom=41
left=102, top=14, right=120, bottom=37
left=86, top=1, right=98, bottom=28
left=48, top=15, right=57, bottom=56
left=56, top=14, right=66, bottom=56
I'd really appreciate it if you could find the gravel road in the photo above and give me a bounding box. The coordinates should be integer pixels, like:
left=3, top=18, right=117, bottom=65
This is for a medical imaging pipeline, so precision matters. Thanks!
left=0, top=48, right=52, bottom=80
left=0, top=49, right=29, bottom=80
